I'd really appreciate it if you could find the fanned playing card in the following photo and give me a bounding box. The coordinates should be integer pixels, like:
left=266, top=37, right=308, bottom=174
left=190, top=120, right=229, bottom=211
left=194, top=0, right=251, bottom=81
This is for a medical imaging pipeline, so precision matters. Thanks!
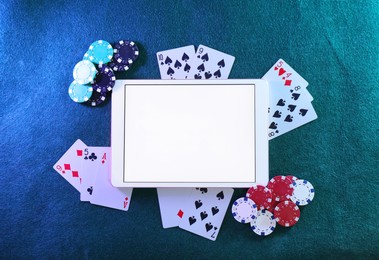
left=156, top=45, right=196, bottom=79
left=53, top=139, right=87, bottom=192
left=179, top=187, right=234, bottom=241
left=190, top=44, right=235, bottom=79
left=157, top=188, right=192, bottom=228
left=89, top=147, right=133, bottom=211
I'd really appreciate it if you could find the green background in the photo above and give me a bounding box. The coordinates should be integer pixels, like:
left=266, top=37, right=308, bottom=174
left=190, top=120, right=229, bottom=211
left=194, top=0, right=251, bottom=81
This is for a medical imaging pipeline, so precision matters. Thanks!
left=1, top=0, right=378, bottom=258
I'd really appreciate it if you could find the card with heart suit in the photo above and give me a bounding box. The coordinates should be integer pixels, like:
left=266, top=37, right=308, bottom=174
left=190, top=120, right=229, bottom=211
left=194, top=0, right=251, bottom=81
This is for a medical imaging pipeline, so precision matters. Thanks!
left=89, top=147, right=133, bottom=211
left=157, top=188, right=192, bottom=228
left=156, top=45, right=196, bottom=79
left=178, top=187, right=234, bottom=241
left=53, top=139, right=87, bottom=192
left=190, top=45, right=235, bottom=80
left=268, top=82, right=317, bottom=139
left=79, top=146, right=111, bottom=202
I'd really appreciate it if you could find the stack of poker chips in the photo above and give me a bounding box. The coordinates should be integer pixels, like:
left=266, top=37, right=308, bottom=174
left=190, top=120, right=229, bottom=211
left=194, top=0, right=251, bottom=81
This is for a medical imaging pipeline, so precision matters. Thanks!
left=231, top=175, right=315, bottom=236
left=69, top=40, right=139, bottom=106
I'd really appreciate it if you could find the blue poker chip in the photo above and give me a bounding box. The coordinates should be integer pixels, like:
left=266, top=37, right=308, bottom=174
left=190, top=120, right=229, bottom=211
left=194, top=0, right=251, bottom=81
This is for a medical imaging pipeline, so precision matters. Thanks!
left=68, top=81, right=93, bottom=103
left=250, top=209, right=276, bottom=236
left=85, top=88, right=107, bottom=107
left=231, top=197, right=257, bottom=224
left=92, top=65, right=116, bottom=92
left=290, top=179, right=315, bottom=206
left=73, top=60, right=97, bottom=84
left=113, top=40, right=139, bottom=65
left=84, top=40, right=114, bottom=65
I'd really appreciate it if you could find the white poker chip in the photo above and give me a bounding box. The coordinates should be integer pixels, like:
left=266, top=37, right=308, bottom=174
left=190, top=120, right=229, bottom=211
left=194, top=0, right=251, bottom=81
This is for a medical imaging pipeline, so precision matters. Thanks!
left=250, top=209, right=276, bottom=236
left=231, top=197, right=257, bottom=224
left=73, top=60, right=97, bottom=84
left=290, top=179, right=315, bottom=206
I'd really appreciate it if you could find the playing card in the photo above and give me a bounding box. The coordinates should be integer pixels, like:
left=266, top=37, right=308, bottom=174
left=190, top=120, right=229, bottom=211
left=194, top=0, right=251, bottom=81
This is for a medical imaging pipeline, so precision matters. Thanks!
left=268, top=82, right=317, bottom=139
left=179, top=188, right=234, bottom=241
left=190, top=44, right=235, bottom=80
left=79, top=146, right=110, bottom=202
left=157, top=188, right=192, bottom=228
left=90, top=147, right=133, bottom=211
left=156, top=45, right=196, bottom=79
left=53, top=139, right=87, bottom=192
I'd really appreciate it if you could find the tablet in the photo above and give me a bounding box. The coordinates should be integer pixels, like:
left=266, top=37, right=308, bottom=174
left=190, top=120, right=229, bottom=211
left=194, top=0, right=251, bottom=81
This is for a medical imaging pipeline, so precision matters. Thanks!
left=111, top=79, right=269, bottom=187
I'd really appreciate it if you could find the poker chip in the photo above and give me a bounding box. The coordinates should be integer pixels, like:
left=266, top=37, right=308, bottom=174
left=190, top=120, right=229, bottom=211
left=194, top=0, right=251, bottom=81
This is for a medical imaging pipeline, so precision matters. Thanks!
left=290, top=179, right=315, bottom=206
left=86, top=89, right=107, bottom=107
left=84, top=40, right=114, bottom=65
left=231, top=197, right=257, bottom=224
left=92, top=65, right=116, bottom=92
left=267, top=175, right=294, bottom=202
left=246, top=185, right=272, bottom=210
left=108, top=60, right=130, bottom=71
left=250, top=209, right=276, bottom=236
left=113, top=40, right=139, bottom=65
left=274, top=200, right=300, bottom=227
left=73, top=60, right=97, bottom=84
left=286, top=175, right=298, bottom=182
left=68, top=81, right=93, bottom=103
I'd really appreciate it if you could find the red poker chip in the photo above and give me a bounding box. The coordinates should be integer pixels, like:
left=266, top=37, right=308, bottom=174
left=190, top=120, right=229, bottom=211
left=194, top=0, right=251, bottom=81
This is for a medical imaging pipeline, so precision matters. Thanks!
left=246, top=185, right=273, bottom=210
left=267, top=175, right=294, bottom=202
left=274, top=200, right=301, bottom=227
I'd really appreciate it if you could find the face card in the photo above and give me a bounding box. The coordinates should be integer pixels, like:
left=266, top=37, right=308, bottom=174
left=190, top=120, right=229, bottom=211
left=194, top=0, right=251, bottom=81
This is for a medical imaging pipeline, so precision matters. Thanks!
left=179, top=188, right=234, bottom=241
left=79, top=146, right=110, bottom=202
left=190, top=45, right=235, bottom=80
left=268, top=82, right=317, bottom=139
left=90, top=147, right=133, bottom=211
left=156, top=45, right=196, bottom=79
left=53, top=139, right=87, bottom=192
left=156, top=188, right=192, bottom=228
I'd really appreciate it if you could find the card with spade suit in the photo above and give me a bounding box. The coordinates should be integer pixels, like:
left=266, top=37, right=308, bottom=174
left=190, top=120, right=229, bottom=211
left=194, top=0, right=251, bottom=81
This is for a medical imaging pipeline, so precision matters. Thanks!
left=268, top=82, right=317, bottom=139
left=179, top=187, right=234, bottom=241
left=190, top=44, right=235, bottom=80
left=156, top=45, right=196, bottom=79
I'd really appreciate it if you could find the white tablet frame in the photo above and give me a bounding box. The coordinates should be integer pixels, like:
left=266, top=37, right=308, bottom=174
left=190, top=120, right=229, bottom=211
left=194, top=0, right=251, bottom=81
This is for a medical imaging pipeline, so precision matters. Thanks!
left=111, top=79, right=269, bottom=187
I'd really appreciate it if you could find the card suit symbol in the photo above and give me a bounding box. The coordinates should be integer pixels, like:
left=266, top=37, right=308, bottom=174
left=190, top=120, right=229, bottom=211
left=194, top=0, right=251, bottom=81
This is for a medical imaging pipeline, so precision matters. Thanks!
left=214, top=226, right=218, bottom=230
left=160, top=62, right=164, bottom=65
left=76, top=150, right=83, bottom=156
left=213, top=69, right=221, bottom=78
left=201, top=53, right=209, bottom=62
left=174, top=60, right=182, bottom=69
left=274, top=66, right=278, bottom=70
left=205, top=71, right=212, bottom=79
left=299, top=109, right=308, bottom=116
left=216, top=191, right=224, bottom=200
left=291, top=93, right=300, bottom=100
left=63, top=164, right=71, bottom=173
left=197, top=63, right=205, bottom=72
left=182, top=52, right=190, bottom=62
left=217, top=59, right=225, bottom=68
left=277, top=99, right=285, bottom=106
left=84, top=156, right=88, bottom=160
left=269, top=122, right=278, bottom=129
left=124, top=197, right=128, bottom=202
left=278, top=68, right=286, bottom=76
left=189, top=216, right=197, bottom=225
left=167, top=67, right=175, bottom=76
left=284, top=115, right=293, bottom=122
left=101, top=160, right=105, bottom=164
left=199, top=188, right=208, bottom=194
left=89, top=153, right=97, bottom=161
left=177, top=210, right=184, bottom=218
left=72, top=170, right=79, bottom=178
left=273, top=111, right=282, bottom=118
left=87, top=186, right=93, bottom=195
left=211, top=206, right=219, bottom=215
left=200, top=211, right=208, bottom=220
left=284, top=79, right=292, bottom=86
left=184, top=63, right=191, bottom=72
left=276, top=130, right=279, bottom=133
left=205, top=222, right=213, bottom=232
left=194, top=74, right=202, bottom=79
left=164, top=56, right=172, bottom=65
left=195, top=200, right=203, bottom=209
left=287, top=105, right=296, bottom=112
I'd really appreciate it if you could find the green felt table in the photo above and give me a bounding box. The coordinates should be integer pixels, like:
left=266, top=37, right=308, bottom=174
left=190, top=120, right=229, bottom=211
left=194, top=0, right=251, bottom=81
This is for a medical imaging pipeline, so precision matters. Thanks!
left=1, top=0, right=378, bottom=258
